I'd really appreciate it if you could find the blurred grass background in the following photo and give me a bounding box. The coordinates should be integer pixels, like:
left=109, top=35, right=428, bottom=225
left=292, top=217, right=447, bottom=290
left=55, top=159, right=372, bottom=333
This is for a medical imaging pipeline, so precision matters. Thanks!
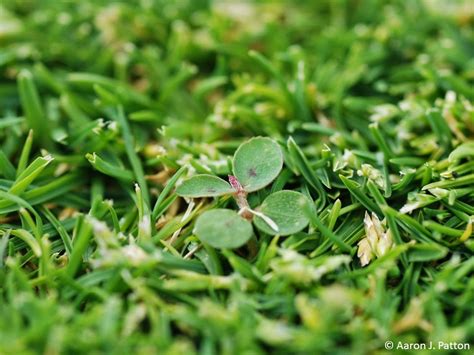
left=0, top=1, right=473, bottom=354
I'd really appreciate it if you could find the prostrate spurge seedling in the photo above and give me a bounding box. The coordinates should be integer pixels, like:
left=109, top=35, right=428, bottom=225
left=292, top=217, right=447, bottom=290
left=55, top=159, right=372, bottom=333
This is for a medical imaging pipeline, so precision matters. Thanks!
left=176, top=137, right=310, bottom=248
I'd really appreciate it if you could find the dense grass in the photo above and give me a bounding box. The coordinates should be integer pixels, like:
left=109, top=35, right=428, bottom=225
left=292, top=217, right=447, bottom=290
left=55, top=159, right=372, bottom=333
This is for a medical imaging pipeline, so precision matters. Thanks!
left=0, top=0, right=473, bottom=354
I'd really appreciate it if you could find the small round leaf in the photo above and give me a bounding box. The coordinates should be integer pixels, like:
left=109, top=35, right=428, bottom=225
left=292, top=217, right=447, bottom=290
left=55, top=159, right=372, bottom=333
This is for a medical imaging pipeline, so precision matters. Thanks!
left=176, top=174, right=234, bottom=198
left=194, top=209, right=253, bottom=249
left=254, top=190, right=310, bottom=236
left=233, top=137, right=283, bottom=192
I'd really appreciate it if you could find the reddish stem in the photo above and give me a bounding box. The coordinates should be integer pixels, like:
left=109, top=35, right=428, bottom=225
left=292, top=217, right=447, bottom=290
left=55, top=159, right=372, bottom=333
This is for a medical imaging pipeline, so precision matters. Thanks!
left=228, top=175, right=252, bottom=220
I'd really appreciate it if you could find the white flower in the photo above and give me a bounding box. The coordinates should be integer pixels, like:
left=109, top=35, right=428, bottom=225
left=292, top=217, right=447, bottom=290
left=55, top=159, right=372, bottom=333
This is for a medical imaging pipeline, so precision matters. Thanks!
left=357, top=212, right=394, bottom=266
left=357, top=238, right=373, bottom=267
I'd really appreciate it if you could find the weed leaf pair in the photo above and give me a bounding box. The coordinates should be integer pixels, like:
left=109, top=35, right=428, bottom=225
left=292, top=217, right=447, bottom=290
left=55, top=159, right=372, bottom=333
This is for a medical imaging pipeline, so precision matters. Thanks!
left=176, top=137, right=283, bottom=197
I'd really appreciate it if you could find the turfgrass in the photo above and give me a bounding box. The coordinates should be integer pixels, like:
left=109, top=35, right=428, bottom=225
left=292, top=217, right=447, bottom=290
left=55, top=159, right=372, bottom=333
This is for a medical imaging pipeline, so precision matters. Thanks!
left=0, top=0, right=473, bottom=354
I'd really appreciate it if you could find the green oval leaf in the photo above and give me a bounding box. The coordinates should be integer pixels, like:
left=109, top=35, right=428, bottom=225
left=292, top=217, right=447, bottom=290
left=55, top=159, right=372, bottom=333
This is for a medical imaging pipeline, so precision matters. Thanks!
left=194, top=209, right=253, bottom=249
left=254, top=190, right=310, bottom=236
left=176, top=174, right=234, bottom=198
left=233, top=137, right=283, bottom=192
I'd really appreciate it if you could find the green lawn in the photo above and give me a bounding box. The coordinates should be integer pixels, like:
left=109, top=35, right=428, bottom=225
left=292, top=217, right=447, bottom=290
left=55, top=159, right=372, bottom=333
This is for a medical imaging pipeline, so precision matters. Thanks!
left=0, top=0, right=473, bottom=354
